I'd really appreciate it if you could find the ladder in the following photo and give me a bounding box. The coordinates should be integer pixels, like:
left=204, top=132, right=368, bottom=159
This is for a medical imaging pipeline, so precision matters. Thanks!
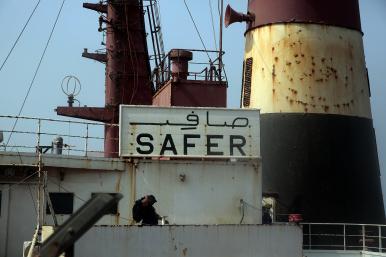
left=146, top=0, right=165, bottom=85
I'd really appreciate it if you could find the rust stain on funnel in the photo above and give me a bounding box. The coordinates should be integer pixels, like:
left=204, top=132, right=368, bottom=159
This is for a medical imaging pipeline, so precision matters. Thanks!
left=242, top=23, right=371, bottom=117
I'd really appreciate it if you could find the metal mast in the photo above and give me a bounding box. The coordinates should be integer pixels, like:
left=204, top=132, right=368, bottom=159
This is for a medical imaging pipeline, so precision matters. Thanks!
left=56, top=0, right=153, bottom=157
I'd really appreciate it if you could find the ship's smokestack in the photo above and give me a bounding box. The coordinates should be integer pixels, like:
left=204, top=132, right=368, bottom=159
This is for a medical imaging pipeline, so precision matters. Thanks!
left=233, top=0, right=385, bottom=223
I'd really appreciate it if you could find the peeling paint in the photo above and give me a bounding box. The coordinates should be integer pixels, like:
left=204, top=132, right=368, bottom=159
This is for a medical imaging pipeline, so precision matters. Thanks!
left=243, top=23, right=371, bottom=117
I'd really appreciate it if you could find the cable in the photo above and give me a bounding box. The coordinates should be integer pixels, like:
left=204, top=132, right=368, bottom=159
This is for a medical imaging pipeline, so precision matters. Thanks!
left=47, top=177, right=132, bottom=222
left=2, top=171, right=39, bottom=192
left=28, top=184, right=38, bottom=215
left=208, top=0, right=218, bottom=51
left=240, top=199, right=262, bottom=224
left=183, top=0, right=211, bottom=61
left=0, top=0, right=41, bottom=73
left=5, top=0, right=66, bottom=148
left=240, top=199, right=245, bottom=224
left=217, top=0, right=221, bottom=17
left=124, top=2, right=140, bottom=104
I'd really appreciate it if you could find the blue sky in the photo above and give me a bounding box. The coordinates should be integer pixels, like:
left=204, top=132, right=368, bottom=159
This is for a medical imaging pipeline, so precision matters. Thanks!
left=0, top=0, right=385, bottom=198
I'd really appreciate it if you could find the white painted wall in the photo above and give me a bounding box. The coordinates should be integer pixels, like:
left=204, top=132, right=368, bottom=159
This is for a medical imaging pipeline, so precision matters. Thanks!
left=0, top=184, right=37, bottom=257
left=135, top=160, right=262, bottom=224
left=44, top=168, right=132, bottom=226
left=43, top=160, right=261, bottom=226
left=0, top=158, right=261, bottom=256
left=76, top=225, right=302, bottom=257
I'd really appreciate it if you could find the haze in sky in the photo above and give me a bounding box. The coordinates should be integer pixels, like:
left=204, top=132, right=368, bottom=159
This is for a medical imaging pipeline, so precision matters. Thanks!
left=0, top=0, right=385, bottom=200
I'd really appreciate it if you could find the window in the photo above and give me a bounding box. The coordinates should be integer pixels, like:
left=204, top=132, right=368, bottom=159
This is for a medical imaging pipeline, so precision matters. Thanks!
left=91, top=193, right=119, bottom=215
left=46, top=192, right=74, bottom=215
left=243, top=57, right=253, bottom=107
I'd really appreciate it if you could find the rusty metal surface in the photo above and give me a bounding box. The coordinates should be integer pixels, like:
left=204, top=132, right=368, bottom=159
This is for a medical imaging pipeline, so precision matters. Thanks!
left=247, top=0, right=361, bottom=32
left=153, top=80, right=227, bottom=107
left=76, top=225, right=302, bottom=257
left=105, top=0, right=152, bottom=107
left=82, top=49, right=107, bottom=63
left=56, top=107, right=113, bottom=123
left=169, top=49, right=193, bottom=60
left=170, top=49, right=193, bottom=80
left=103, top=0, right=152, bottom=157
left=82, top=2, right=107, bottom=13
left=152, top=82, right=172, bottom=106
left=243, top=23, right=371, bottom=118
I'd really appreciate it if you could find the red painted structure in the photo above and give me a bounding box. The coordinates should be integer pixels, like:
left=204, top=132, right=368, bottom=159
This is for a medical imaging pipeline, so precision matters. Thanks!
left=246, top=0, right=361, bottom=32
left=57, top=3, right=227, bottom=157
left=152, top=49, right=227, bottom=108
left=57, top=0, right=153, bottom=157
left=153, top=80, right=226, bottom=107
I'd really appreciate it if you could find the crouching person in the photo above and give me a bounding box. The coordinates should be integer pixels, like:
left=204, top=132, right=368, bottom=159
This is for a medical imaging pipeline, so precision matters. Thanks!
left=132, top=195, right=160, bottom=225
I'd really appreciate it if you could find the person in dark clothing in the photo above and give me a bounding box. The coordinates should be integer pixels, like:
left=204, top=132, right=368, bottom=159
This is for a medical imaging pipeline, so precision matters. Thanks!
left=132, top=195, right=160, bottom=225
left=262, top=204, right=273, bottom=224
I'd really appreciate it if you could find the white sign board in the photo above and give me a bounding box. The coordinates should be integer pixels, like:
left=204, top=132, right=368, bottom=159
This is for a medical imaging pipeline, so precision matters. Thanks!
left=119, top=106, right=260, bottom=158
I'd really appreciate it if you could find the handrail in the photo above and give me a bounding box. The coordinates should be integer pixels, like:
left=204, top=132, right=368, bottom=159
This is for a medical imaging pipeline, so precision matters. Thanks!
left=301, top=222, right=386, bottom=253
left=0, top=115, right=118, bottom=126
left=0, top=115, right=117, bottom=157
left=302, top=222, right=386, bottom=227
left=153, top=48, right=226, bottom=90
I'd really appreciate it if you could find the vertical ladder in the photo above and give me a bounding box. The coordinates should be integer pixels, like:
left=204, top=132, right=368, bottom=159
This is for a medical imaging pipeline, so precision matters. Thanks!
left=146, top=0, right=165, bottom=86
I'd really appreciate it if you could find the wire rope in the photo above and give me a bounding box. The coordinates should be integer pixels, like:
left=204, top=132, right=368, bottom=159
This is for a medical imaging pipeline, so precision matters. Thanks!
left=6, top=0, right=66, bottom=148
left=47, top=177, right=132, bottom=222
left=183, top=0, right=211, bottom=61
left=208, top=0, right=218, bottom=51
left=0, top=0, right=42, bottom=73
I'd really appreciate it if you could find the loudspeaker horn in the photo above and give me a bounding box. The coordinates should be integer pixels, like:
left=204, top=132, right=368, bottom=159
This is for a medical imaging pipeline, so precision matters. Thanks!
left=225, top=5, right=255, bottom=28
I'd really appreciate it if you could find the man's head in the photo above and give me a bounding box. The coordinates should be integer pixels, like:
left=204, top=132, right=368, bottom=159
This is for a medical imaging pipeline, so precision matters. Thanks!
left=142, top=195, right=157, bottom=206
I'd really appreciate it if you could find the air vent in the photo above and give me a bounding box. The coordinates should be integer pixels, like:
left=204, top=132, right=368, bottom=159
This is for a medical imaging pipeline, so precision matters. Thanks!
left=243, top=57, right=253, bottom=107
left=240, top=60, right=245, bottom=107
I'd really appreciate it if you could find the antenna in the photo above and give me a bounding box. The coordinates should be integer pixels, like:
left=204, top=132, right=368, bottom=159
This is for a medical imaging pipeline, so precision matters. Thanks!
left=61, top=75, right=81, bottom=107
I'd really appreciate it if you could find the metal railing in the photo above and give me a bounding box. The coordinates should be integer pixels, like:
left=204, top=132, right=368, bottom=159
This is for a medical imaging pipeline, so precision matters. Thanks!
left=152, top=49, right=226, bottom=91
left=0, top=115, right=118, bottom=157
left=301, top=223, right=386, bottom=252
